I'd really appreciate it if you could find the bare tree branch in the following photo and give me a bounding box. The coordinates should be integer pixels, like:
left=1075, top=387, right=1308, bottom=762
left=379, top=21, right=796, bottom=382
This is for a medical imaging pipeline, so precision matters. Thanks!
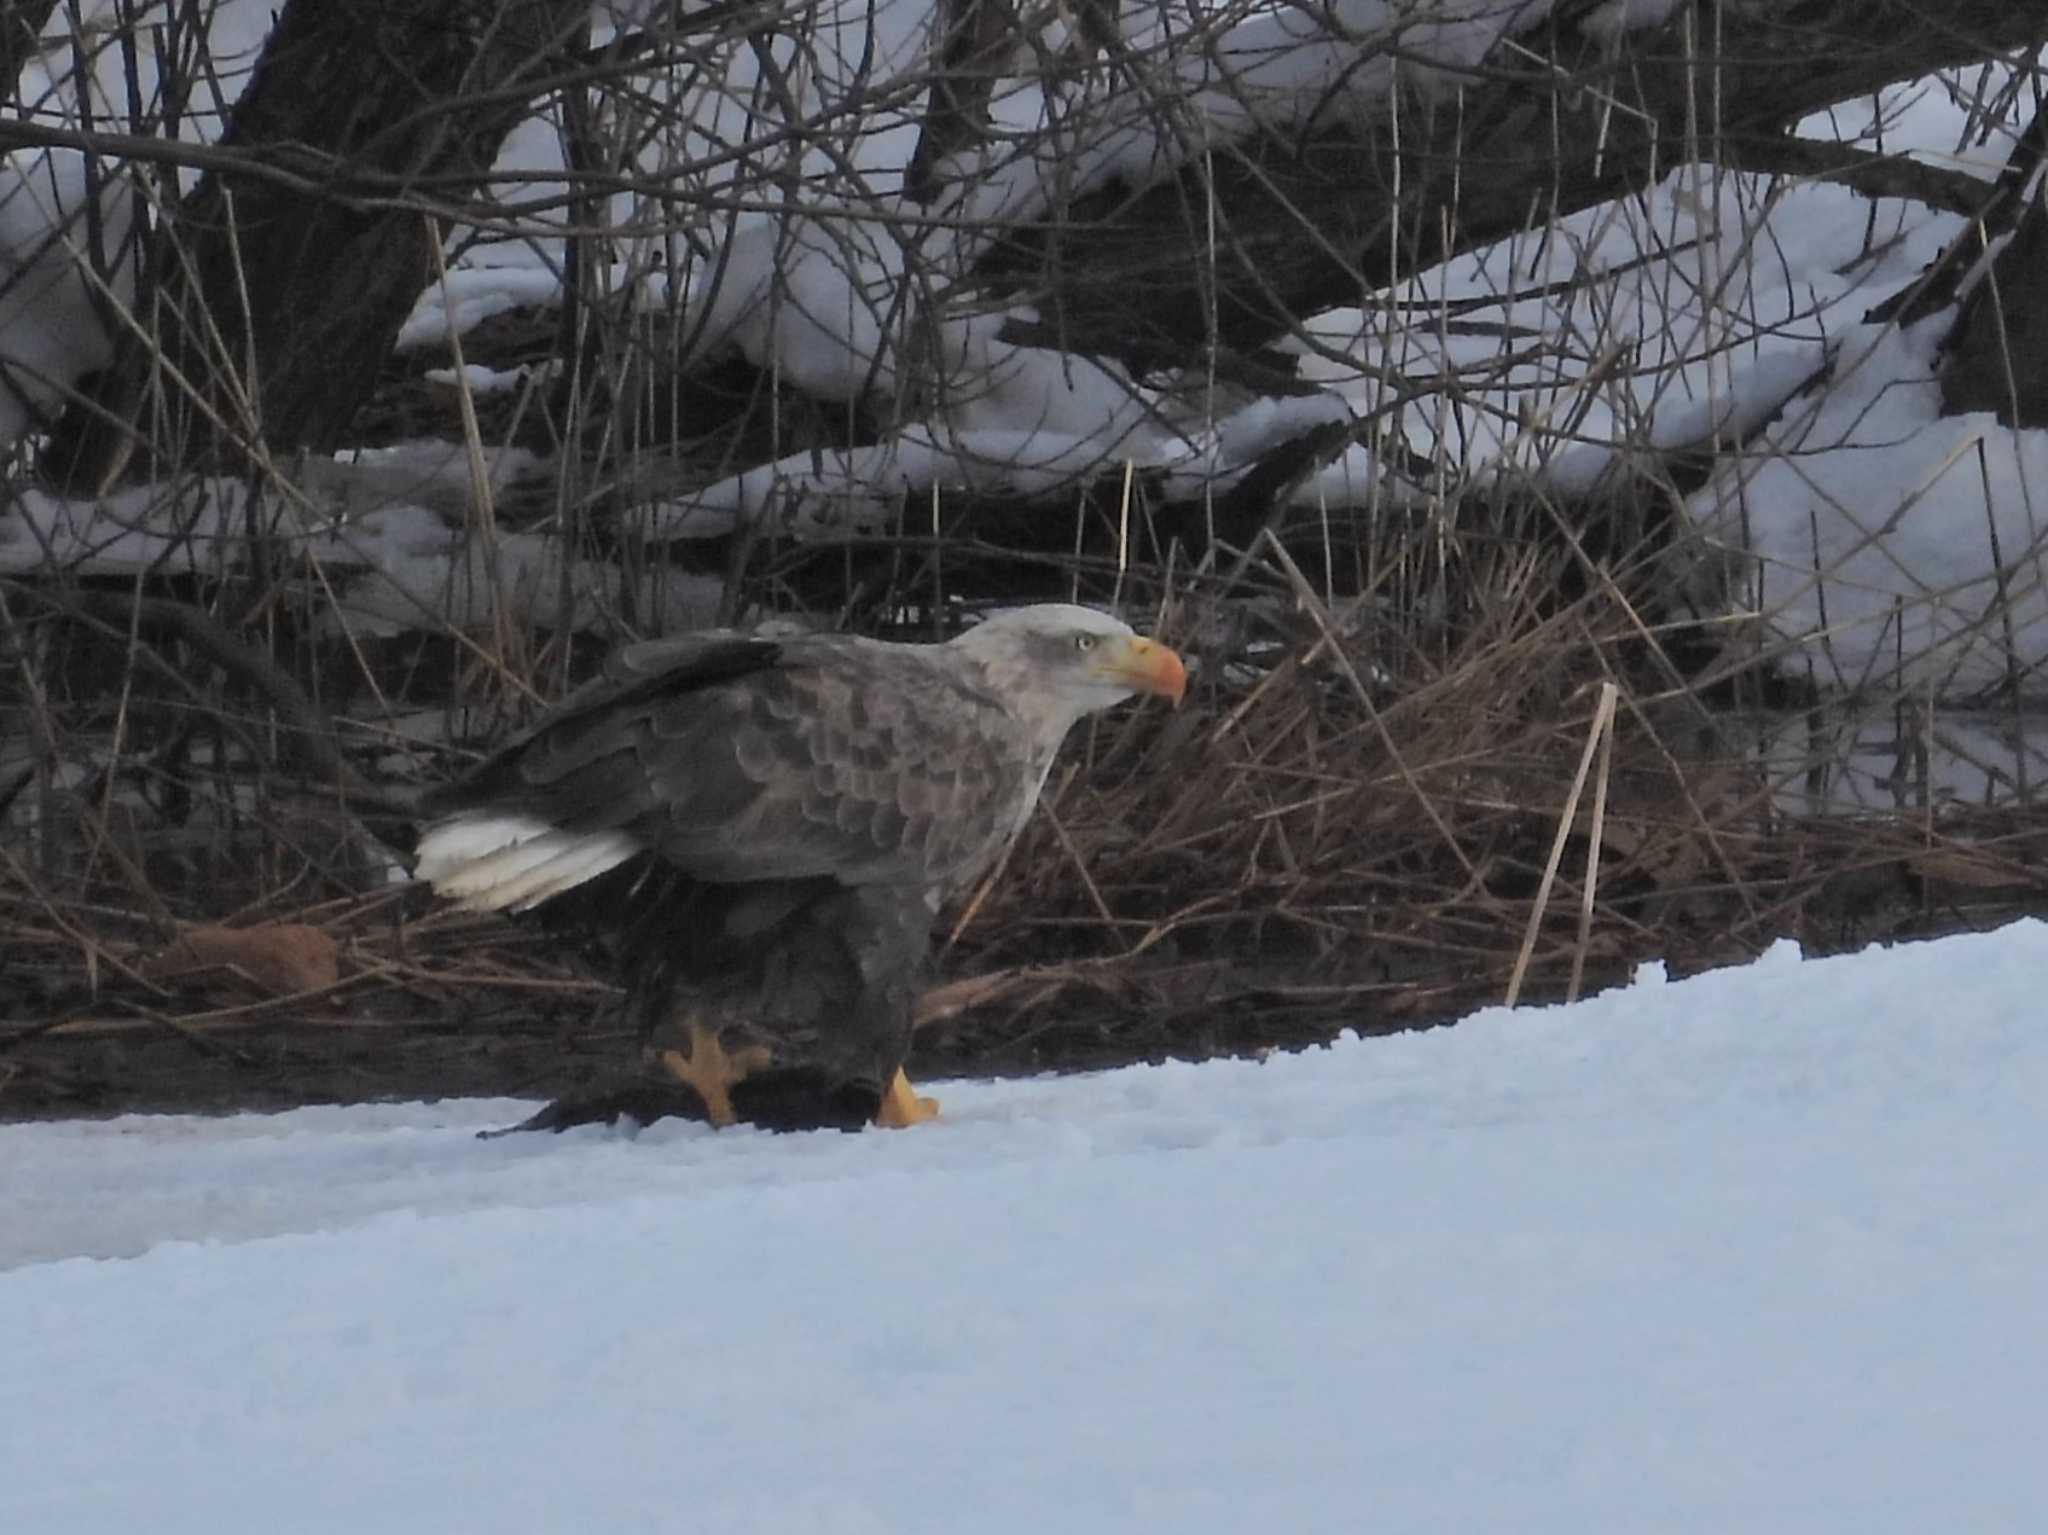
left=1715, top=136, right=1999, bottom=218
left=979, top=0, right=2048, bottom=361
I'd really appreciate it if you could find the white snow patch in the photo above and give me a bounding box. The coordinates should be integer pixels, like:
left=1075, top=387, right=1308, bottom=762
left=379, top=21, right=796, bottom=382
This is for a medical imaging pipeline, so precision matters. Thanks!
left=395, top=267, right=566, bottom=351
left=0, top=152, right=125, bottom=450
left=1690, top=320, right=2048, bottom=691
left=421, top=362, right=546, bottom=397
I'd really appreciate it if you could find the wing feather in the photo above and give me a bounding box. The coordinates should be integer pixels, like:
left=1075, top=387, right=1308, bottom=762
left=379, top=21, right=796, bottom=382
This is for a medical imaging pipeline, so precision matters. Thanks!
left=426, top=632, right=1035, bottom=897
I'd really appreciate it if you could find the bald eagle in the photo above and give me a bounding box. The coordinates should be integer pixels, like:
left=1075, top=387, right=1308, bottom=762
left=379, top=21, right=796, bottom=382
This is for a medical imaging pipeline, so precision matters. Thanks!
left=414, top=605, right=1186, bottom=1132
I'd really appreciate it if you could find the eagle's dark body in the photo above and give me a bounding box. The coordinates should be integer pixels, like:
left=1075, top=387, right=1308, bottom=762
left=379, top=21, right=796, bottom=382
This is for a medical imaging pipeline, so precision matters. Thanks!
left=414, top=607, right=1185, bottom=1132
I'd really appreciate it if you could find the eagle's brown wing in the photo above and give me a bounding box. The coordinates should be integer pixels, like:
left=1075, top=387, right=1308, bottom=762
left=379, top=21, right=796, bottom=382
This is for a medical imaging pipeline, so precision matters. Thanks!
left=426, top=633, right=1035, bottom=894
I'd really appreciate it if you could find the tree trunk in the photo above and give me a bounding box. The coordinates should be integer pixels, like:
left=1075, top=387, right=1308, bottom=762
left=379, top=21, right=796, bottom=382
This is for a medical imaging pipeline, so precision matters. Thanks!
left=0, top=0, right=60, bottom=98
left=904, top=0, right=1023, bottom=203
left=50, top=0, right=590, bottom=491
left=1937, top=108, right=2048, bottom=427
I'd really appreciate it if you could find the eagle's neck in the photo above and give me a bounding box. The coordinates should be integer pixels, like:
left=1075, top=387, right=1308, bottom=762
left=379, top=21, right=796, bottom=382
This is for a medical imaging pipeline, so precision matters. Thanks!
left=954, top=647, right=1094, bottom=761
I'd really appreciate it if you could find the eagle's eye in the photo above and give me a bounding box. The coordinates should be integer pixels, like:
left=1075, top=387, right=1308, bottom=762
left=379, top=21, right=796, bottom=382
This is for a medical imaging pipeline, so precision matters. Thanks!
left=1073, top=633, right=1098, bottom=653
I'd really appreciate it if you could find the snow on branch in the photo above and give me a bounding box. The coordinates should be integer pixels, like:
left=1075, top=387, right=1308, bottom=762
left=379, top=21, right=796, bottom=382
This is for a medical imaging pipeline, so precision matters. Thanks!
left=0, top=444, right=723, bottom=639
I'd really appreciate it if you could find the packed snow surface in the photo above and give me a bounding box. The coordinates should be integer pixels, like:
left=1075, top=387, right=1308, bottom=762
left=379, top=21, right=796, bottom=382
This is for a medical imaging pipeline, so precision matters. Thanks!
left=6, top=923, right=2047, bottom=1532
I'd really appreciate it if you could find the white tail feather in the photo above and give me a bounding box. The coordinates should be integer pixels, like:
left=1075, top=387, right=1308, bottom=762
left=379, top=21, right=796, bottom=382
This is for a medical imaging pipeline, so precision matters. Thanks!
left=414, top=814, right=642, bottom=913
left=483, top=833, right=644, bottom=911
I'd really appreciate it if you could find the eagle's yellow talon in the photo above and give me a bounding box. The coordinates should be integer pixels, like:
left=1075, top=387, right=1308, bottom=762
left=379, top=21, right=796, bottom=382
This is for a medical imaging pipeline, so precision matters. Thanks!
left=658, top=1020, right=770, bottom=1128
left=876, top=1069, right=940, bottom=1128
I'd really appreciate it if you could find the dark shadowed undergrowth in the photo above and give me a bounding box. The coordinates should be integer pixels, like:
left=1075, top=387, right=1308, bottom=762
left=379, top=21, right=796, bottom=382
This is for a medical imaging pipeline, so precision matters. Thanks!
left=9, top=498, right=2048, bottom=1121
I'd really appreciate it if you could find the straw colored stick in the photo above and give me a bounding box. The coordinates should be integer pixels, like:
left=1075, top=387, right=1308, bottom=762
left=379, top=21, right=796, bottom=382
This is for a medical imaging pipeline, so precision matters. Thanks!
left=1568, top=682, right=1619, bottom=1004
left=1506, top=681, right=1618, bottom=1007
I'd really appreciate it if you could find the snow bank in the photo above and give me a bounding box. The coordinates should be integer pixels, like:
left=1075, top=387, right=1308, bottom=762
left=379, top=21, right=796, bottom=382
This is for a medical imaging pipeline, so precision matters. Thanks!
left=5, top=922, right=2047, bottom=1531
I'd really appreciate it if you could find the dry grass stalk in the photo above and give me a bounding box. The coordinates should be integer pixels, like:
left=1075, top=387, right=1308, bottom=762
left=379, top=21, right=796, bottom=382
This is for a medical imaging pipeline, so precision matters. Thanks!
left=9, top=652, right=2048, bottom=1111
left=1506, top=680, right=1618, bottom=1008
left=1571, top=685, right=1620, bottom=1005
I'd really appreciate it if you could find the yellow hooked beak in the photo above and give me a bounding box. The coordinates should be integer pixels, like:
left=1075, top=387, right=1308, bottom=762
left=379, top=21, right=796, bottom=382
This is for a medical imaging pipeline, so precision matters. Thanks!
left=1097, top=634, right=1187, bottom=706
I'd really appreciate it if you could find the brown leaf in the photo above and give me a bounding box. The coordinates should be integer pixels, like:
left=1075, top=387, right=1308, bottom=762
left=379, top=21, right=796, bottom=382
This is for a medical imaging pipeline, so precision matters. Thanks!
left=152, top=924, right=340, bottom=998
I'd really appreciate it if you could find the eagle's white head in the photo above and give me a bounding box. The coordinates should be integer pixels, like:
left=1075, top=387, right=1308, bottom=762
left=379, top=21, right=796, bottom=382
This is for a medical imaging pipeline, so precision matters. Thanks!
left=951, top=604, right=1186, bottom=743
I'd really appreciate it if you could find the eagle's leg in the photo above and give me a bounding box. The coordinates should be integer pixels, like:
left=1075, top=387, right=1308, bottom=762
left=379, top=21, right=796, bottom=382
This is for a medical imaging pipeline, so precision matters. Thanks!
left=657, top=1015, right=772, bottom=1128
left=874, top=1068, right=940, bottom=1128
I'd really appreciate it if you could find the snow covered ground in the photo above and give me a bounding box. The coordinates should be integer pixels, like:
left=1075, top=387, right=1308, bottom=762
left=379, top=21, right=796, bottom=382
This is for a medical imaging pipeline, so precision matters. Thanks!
left=6, top=922, right=2046, bottom=1533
